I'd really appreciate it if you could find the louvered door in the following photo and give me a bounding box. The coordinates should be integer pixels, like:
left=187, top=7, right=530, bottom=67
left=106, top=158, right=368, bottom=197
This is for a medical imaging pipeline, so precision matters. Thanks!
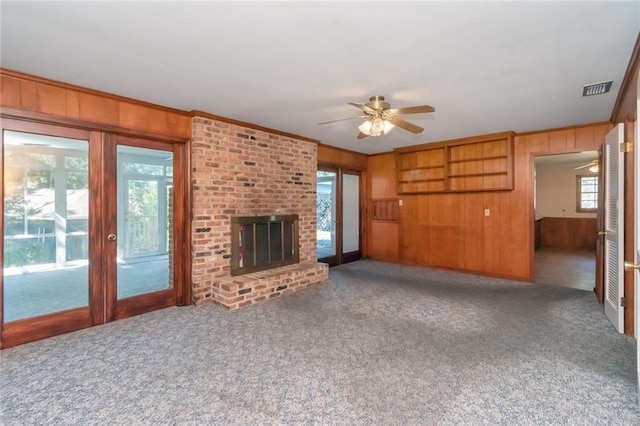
left=603, top=123, right=624, bottom=332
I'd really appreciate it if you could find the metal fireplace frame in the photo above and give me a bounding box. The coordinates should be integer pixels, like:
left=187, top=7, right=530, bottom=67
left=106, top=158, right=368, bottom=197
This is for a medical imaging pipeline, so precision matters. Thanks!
left=230, top=214, right=299, bottom=276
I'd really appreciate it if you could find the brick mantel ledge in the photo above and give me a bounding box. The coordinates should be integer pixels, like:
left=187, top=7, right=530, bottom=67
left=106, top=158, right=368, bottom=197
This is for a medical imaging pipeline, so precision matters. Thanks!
left=199, top=261, right=329, bottom=310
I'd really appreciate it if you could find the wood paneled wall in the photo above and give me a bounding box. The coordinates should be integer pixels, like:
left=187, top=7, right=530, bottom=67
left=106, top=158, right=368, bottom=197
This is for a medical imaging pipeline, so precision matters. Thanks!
left=539, top=217, right=598, bottom=250
left=0, top=69, right=191, bottom=140
left=317, top=143, right=367, bottom=170
left=367, top=154, right=399, bottom=262
left=366, top=123, right=611, bottom=280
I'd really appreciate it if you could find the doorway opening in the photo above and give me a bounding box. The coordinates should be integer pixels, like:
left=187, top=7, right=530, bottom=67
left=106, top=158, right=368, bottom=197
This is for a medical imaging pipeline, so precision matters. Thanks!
left=316, top=167, right=361, bottom=266
left=534, top=151, right=599, bottom=292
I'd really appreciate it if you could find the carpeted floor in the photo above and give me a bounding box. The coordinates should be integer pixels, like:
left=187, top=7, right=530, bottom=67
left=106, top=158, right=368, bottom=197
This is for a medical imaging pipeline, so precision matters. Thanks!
left=1, top=260, right=638, bottom=425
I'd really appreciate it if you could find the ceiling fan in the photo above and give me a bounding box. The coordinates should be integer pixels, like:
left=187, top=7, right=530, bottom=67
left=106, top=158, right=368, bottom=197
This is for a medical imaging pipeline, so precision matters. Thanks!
left=574, top=159, right=599, bottom=173
left=318, top=95, right=435, bottom=139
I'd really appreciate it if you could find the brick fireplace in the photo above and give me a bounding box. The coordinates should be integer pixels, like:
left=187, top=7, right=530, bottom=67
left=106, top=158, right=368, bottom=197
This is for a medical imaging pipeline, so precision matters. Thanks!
left=190, top=116, right=328, bottom=309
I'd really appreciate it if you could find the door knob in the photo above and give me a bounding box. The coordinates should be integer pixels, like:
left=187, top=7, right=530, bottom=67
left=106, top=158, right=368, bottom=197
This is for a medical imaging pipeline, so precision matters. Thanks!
left=598, top=231, right=608, bottom=236
left=107, top=234, right=117, bottom=241
left=624, top=261, right=640, bottom=271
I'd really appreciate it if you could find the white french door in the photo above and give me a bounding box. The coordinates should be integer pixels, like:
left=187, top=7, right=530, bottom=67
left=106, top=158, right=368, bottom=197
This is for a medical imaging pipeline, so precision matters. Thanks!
left=603, top=123, right=625, bottom=332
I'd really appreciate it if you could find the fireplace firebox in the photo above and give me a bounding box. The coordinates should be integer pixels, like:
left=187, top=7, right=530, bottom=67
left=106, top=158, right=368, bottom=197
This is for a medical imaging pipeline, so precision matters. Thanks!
left=230, top=215, right=299, bottom=276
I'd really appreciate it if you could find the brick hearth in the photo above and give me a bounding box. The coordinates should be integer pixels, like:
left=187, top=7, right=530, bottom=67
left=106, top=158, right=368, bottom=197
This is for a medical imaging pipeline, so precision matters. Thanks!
left=190, top=117, right=328, bottom=309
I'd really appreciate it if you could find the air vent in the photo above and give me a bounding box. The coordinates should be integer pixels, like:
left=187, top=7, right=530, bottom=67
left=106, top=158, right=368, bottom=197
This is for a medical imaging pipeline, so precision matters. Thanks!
left=582, top=81, right=613, bottom=97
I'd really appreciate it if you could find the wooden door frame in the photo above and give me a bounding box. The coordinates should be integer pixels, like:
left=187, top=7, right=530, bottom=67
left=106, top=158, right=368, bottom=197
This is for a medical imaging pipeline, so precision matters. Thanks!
left=530, top=149, right=602, bottom=287
left=317, top=166, right=363, bottom=266
left=317, top=166, right=339, bottom=266
left=109, top=134, right=187, bottom=321
left=0, top=114, right=191, bottom=348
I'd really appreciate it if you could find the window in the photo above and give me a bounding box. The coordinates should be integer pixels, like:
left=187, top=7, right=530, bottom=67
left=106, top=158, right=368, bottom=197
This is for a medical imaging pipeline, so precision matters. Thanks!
left=576, top=175, right=598, bottom=213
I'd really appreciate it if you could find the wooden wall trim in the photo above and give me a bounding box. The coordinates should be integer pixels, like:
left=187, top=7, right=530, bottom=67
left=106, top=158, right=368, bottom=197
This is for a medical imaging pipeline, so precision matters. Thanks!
left=368, top=151, right=394, bottom=158
left=317, top=143, right=368, bottom=170
left=317, top=142, right=366, bottom=158
left=0, top=107, right=189, bottom=144
left=611, top=32, right=640, bottom=123
left=190, top=110, right=319, bottom=144
left=1, top=71, right=192, bottom=140
left=183, top=139, right=193, bottom=306
left=1, top=68, right=189, bottom=116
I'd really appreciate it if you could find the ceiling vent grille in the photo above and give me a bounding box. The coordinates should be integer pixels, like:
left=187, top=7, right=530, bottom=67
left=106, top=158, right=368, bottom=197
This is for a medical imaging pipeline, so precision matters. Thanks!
left=582, top=81, right=613, bottom=97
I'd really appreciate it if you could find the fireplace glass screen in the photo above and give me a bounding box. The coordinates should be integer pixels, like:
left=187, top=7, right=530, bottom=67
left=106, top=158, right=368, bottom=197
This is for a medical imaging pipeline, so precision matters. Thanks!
left=231, top=215, right=299, bottom=276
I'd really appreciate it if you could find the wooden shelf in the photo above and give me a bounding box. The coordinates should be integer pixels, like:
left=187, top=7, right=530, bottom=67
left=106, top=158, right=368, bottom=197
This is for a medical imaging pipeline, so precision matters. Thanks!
left=398, top=178, right=445, bottom=183
left=394, top=132, right=514, bottom=194
left=448, top=171, right=507, bottom=178
left=397, top=165, right=444, bottom=171
left=448, top=155, right=508, bottom=164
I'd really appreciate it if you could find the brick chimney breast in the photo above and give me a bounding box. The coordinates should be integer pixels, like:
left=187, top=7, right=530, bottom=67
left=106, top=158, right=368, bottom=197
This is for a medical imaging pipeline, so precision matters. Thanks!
left=190, top=117, right=328, bottom=309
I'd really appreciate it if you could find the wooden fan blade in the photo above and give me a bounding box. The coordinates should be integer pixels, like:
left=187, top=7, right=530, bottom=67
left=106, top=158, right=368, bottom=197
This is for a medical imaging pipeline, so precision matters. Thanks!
left=387, top=116, right=424, bottom=134
left=388, top=105, right=435, bottom=115
left=349, top=102, right=377, bottom=115
left=318, top=116, right=368, bottom=125
left=357, top=131, right=369, bottom=140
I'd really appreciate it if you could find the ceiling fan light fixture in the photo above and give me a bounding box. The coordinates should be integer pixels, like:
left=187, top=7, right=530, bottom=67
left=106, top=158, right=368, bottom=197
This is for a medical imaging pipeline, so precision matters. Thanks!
left=358, top=119, right=373, bottom=135
left=340, top=95, right=432, bottom=139
left=371, top=118, right=385, bottom=135
left=358, top=118, right=395, bottom=137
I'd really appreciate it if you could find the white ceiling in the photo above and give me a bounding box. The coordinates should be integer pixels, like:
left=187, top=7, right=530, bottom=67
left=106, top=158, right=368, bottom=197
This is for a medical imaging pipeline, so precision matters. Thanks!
left=1, top=2, right=638, bottom=154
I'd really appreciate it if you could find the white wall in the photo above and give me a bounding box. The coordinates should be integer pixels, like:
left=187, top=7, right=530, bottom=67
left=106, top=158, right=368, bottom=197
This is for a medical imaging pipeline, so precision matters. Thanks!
left=535, top=159, right=597, bottom=219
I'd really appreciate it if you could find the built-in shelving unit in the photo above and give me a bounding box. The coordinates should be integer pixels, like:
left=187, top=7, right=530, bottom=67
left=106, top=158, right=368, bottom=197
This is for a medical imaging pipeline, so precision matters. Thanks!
left=396, top=146, right=446, bottom=193
left=395, top=131, right=514, bottom=193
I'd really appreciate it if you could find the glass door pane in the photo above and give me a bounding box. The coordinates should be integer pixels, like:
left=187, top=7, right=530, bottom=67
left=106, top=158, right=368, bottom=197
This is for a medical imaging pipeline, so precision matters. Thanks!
left=3, top=131, right=89, bottom=321
left=342, top=173, right=360, bottom=253
left=117, top=145, right=173, bottom=299
left=317, top=171, right=337, bottom=258
left=125, top=179, right=160, bottom=257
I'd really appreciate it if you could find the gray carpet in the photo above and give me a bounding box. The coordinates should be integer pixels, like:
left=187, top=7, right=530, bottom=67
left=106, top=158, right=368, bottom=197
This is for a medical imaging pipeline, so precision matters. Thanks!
left=1, top=260, right=638, bottom=425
